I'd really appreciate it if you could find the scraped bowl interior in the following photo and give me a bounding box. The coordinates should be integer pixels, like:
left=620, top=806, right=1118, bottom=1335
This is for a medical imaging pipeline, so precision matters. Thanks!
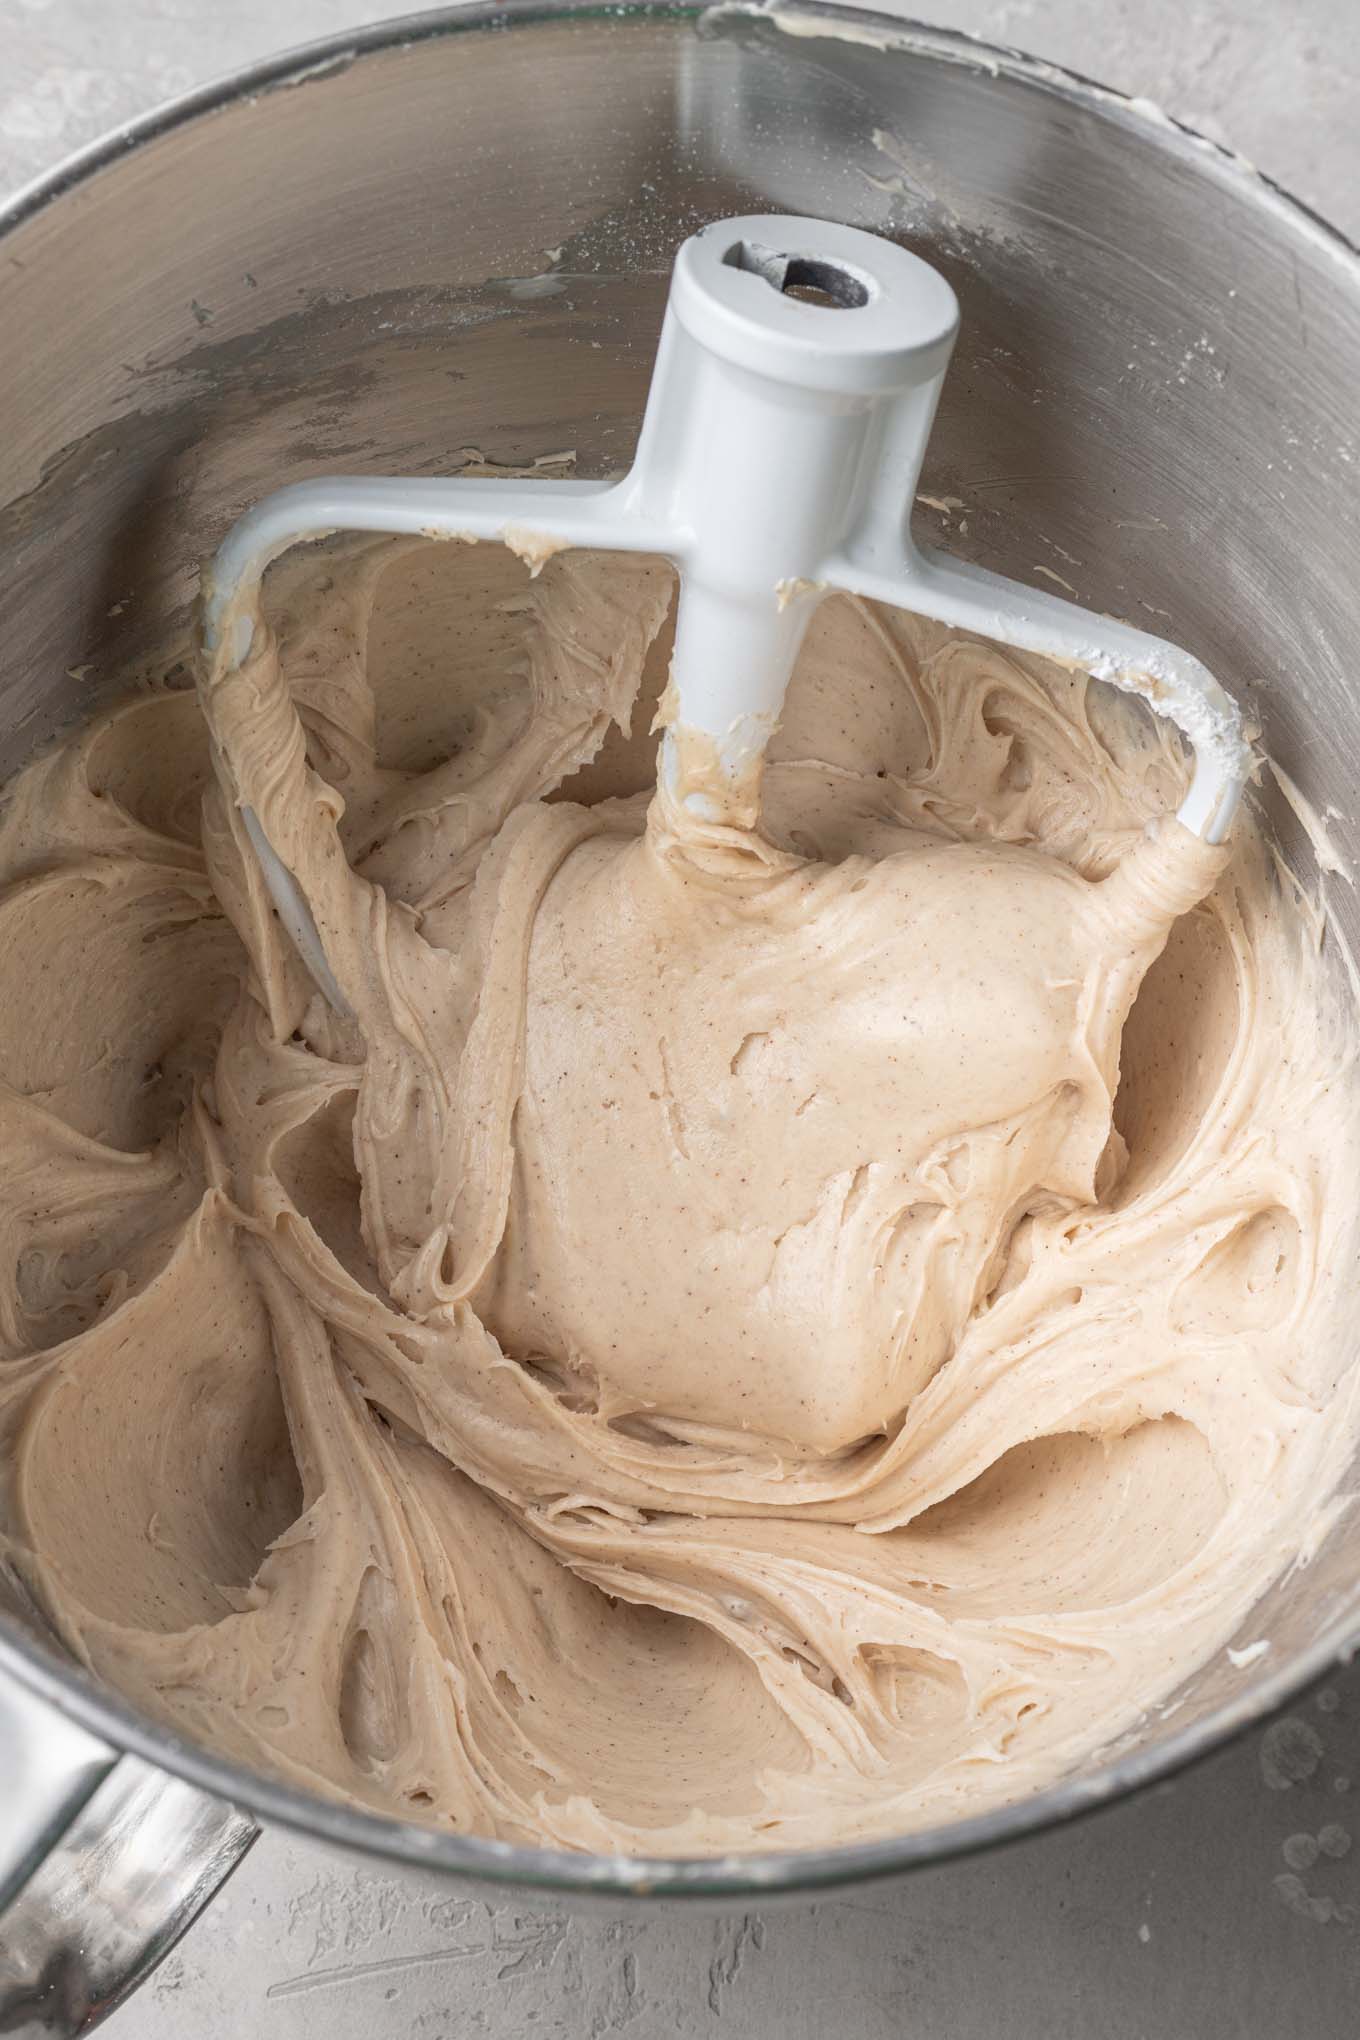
left=2, top=0, right=1360, bottom=1896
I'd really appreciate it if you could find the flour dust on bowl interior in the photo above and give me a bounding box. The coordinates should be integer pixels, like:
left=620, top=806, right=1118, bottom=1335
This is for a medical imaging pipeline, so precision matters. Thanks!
left=1, top=0, right=1359, bottom=1988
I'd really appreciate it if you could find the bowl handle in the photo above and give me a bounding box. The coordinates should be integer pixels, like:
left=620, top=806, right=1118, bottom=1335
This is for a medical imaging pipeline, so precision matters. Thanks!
left=0, top=1669, right=256, bottom=2034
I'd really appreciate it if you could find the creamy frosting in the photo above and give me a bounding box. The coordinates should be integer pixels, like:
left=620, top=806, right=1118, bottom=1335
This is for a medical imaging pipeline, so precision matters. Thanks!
left=1, top=532, right=1357, bottom=1854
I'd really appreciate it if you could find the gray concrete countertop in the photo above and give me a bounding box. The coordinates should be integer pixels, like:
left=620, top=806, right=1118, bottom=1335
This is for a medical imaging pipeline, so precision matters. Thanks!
left=3, top=2, right=1359, bottom=2034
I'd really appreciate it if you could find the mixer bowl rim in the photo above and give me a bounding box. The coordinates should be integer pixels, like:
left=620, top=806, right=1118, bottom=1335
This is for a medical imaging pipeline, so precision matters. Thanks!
left=2, top=0, right=1358, bottom=1900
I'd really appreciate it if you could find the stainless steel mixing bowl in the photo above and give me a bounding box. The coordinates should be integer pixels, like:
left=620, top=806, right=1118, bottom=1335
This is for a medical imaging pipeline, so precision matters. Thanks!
left=2, top=3, right=1359, bottom=2028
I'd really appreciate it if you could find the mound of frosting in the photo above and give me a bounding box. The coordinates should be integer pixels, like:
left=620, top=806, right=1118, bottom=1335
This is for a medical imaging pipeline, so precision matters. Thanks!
left=1, top=532, right=1356, bottom=1853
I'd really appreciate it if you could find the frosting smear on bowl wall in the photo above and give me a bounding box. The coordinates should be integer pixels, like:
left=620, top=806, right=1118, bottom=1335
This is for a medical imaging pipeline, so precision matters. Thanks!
left=1, top=532, right=1356, bottom=1853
